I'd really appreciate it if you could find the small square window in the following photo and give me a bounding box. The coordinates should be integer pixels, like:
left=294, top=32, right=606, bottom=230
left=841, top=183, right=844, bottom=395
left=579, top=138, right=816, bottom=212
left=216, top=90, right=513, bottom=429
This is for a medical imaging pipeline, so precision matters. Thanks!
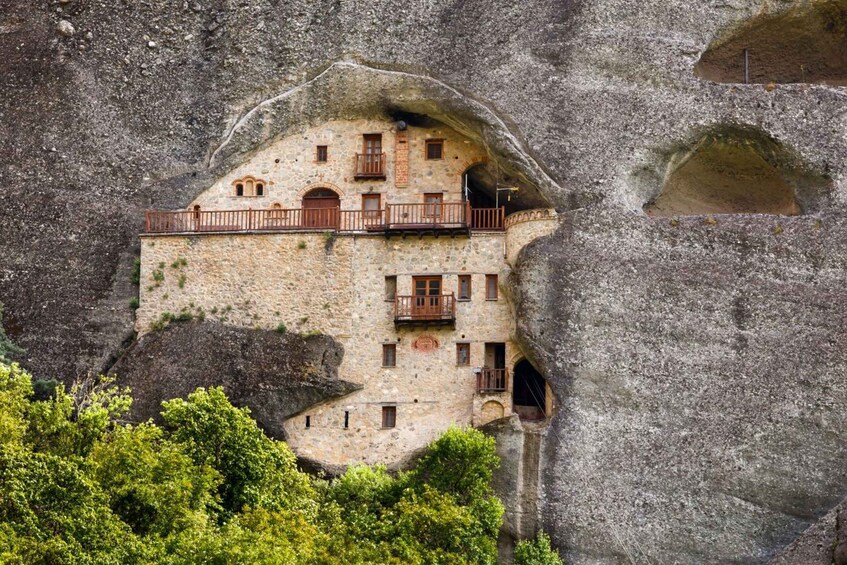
left=382, top=343, right=396, bottom=367
left=486, top=275, right=499, bottom=301
left=426, top=139, right=443, bottom=160
left=458, top=275, right=472, bottom=300
left=385, top=276, right=397, bottom=301
left=316, top=145, right=328, bottom=162
left=456, top=343, right=470, bottom=366
left=382, top=406, right=396, bottom=428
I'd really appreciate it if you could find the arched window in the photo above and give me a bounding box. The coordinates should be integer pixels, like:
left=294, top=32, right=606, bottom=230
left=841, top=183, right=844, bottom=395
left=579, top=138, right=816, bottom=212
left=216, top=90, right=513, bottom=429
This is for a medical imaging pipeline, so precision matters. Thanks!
left=236, top=183, right=244, bottom=196
left=232, top=177, right=268, bottom=197
left=256, top=183, right=264, bottom=196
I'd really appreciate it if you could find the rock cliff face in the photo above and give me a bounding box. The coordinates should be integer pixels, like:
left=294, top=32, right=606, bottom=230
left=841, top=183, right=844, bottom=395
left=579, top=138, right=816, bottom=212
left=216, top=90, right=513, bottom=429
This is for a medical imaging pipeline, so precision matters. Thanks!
left=109, top=321, right=359, bottom=439
left=3, top=0, right=847, bottom=562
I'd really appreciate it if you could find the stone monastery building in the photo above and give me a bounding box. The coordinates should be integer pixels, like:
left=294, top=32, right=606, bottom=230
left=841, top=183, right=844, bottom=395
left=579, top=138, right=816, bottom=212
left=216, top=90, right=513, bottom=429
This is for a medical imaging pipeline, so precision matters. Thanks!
left=137, top=117, right=557, bottom=468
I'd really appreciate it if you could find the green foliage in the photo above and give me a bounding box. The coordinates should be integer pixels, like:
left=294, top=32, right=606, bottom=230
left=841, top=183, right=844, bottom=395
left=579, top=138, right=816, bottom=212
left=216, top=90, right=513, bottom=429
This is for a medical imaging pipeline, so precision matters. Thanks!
left=129, top=297, right=139, bottom=310
left=276, top=323, right=288, bottom=334
left=409, top=426, right=500, bottom=505
left=514, top=532, right=563, bottom=565
left=297, top=240, right=307, bottom=249
left=161, top=387, right=316, bottom=518
left=178, top=273, right=187, bottom=288
left=0, top=304, right=24, bottom=363
left=0, top=363, right=505, bottom=564
left=31, top=378, right=58, bottom=401
left=130, top=258, right=141, bottom=285
left=152, top=269, right=165, bottom=283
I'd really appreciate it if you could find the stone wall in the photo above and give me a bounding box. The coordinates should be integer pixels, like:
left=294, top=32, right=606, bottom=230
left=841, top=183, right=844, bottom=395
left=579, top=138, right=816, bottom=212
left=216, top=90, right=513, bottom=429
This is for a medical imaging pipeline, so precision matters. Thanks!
left=138, top=230, right=523, bottom=468
left=190, top=118, right=487, bottom=211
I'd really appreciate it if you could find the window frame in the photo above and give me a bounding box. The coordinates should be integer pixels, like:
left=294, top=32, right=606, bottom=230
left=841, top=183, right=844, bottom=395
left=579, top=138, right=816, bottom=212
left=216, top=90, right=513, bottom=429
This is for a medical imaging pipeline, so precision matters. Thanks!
left=382, top=406, right=397, bottom=429
left=382, top=343, right=397, bottom=367
left=456, top=343, right=471, bottom=366
left=316, top=145, right=328, bottom=163
left=384, top=275, right=397, bottom=302
left=485, top=274, right=499, bottom=301
left=425, top=139, right=444, bottom=160
left=458, top=275, right=472, bottom=301
left=423, top=193, right=443, bottom=218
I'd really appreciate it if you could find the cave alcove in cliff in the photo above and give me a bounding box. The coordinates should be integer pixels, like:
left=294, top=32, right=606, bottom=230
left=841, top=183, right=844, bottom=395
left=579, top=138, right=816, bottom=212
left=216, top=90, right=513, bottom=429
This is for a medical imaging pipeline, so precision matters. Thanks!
left=695, top=0, right=847, bottom=85
left=644, top=126, right=832, bottom=217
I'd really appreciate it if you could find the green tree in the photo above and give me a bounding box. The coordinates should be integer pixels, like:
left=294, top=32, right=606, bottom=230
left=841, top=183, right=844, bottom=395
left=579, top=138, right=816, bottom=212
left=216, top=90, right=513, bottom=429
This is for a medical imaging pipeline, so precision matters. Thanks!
left=0, top=363, right=32, bottom=448
left=514, top=532, right=563, bottom=565
left=161, top=387, right=315, bottom=518
left=89, top=423, right=220, bottom=538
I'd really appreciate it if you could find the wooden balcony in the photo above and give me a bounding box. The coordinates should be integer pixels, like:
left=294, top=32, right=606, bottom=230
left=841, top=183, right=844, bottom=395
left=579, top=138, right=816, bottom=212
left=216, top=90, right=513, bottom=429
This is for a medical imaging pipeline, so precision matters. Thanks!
left=143, top=205, right=505, bottom=235
left=394, top=294, right=456, bottom=327
left=354, top=153, right=386, bottom=179
left=476, top=368, right=508, bottom=393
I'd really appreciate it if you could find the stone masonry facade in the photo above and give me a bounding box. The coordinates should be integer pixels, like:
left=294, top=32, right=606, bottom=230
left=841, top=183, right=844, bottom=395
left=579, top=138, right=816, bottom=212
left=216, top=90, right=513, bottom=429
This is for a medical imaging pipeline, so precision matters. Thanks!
left=137, top=118, right=557, bottom=468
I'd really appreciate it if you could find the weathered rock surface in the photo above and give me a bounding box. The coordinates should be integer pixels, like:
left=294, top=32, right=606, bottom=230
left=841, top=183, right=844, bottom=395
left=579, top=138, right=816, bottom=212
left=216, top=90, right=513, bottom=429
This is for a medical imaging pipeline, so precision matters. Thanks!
left=771, top=497, right=847, bottom=565
left=3, top=0, right=847, bottom=562
left=109, top=321, right=359, bottom=438
left=512, top=210, right=847, bottom=564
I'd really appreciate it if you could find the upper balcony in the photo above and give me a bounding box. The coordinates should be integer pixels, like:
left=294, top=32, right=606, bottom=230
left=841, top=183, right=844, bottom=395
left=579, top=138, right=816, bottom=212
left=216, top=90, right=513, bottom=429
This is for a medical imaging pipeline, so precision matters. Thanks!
left=394, top=294, right=456, bottom=328
left=475, top=368, right=508, bottom=393
left=354, top=153, right=386, bottom=180
left=143, top=203, right=505, bottom=236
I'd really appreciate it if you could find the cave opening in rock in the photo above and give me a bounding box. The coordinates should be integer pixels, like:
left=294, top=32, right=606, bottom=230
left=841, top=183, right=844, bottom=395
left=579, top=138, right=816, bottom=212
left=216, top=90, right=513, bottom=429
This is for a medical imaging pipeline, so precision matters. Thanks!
left=463, top=162, right=537, bottom=215
left=513, top=359, right=548, bottom=421
left=695, top=0, right=847, bottom=85
left=644, top=127, right=831, bottom=217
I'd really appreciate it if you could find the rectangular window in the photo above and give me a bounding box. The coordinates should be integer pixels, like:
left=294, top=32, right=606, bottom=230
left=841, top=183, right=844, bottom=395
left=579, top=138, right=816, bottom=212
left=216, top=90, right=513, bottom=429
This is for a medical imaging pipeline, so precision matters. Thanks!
left=486, top=274, right=498, bottom=301
left=382, top=406, right=396, bottom=428
left=316, top=145, right=328, bottom=162
left=456, top=343, right=470, bottom=366
left=425, top=139, right=443, bottom=160
left=344, top=411, right=349, bottom=429
left=424, top=193, right=443, bottom=218
left=458, top=275, right=472, bottom=300
left=382, top=343, right=396, bottom=367
left=363, top=194, right=382, bottom=223
left=305, top=415, right=311, bottom=429
left=385, top=276, right=397, bottom=301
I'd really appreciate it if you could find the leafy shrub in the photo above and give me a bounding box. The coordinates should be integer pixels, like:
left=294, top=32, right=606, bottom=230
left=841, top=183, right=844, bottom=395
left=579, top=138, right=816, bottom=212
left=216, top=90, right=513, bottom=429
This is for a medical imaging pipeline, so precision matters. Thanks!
left=514, top=532, right=563, bottom=565
left=275, top=323, right=287, bottom=334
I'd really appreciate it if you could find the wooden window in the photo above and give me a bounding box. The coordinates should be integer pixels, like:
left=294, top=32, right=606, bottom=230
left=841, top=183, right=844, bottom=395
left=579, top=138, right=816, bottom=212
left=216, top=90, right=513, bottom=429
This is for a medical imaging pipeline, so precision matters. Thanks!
left=382, top=343, right=396, bottom=367
left=385, top=276, right=397, bottom=301
left=425, top=139, right=443, bottom=160
left=382, top=406, right=396, bottom=428
left=363, top=134, right=382, bottom=155
left=486, top=274, right=498, bottom=300
left=305, top=415, right=311, bottom=429
left=458, top=275, right=472, bottom=300
left=363, top=194, right=381, bottom=223
left=316, top=145, right=328, bottom=162
left=456, top=343, right=470, bottom=366
left=424, top=193, right=443, bottom=218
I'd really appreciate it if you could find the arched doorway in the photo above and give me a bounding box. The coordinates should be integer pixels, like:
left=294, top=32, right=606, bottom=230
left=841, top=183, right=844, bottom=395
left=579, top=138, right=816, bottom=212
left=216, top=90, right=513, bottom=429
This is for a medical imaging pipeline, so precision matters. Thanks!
left=302, top=187, right=340, bottom=228
left=513, top=359, right=547, bottom=421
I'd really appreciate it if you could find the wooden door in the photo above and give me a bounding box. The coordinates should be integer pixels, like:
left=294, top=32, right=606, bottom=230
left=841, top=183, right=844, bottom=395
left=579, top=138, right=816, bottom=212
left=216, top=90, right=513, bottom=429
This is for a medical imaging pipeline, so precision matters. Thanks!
left=362, top=193, right=382, bottom=225
left=424, top=193, right=443, bottom=219
left=413, top=276, right=442, bottom=319
left=302, top=188, right=340, bottom=228
left=363, top=134, right=382, bottom=175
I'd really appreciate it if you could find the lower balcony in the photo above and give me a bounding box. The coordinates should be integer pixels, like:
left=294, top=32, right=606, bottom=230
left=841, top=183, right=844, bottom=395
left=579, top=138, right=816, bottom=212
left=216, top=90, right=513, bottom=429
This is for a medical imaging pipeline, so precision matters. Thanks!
left=475, top=368, right=508, bottom=393
left=394, top=294, right=456, bottom=327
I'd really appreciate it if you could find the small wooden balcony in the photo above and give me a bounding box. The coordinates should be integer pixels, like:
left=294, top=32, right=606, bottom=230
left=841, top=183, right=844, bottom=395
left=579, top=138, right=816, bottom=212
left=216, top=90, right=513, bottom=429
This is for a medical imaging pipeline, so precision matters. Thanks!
left=394, top=294, right=456, bottom=327
left=476, top=368, right=508, bottom=393
left=354, top=153, right=386, bottom=179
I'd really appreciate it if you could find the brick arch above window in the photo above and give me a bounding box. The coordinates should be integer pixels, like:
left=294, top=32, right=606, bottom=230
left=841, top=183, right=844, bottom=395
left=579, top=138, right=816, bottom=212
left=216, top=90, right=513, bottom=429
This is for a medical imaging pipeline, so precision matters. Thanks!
left=232, top=176, right=268, bottom=197
left=296, top=182, right=345, bottom=199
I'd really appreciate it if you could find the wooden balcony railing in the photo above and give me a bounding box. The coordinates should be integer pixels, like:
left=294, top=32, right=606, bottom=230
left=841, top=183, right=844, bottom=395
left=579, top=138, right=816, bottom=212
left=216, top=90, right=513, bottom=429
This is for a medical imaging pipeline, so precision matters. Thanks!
left=394, top=294, right=456, bottom=325
left=386, top=202, right=470, bottom=230
left=144, top=206, right=506, bottom=234
left=476, top=368, right=508, bottom=393
left=354, top=153, right=386, bottom=178
left=470, top=207, right=506, bottom=231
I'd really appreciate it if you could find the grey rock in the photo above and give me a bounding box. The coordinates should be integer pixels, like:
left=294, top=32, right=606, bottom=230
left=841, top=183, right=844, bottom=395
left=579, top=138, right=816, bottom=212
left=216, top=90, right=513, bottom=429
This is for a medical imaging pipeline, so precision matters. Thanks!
left=55, top=19, right=74, bottom=37
left=109, top=321, right=361, bottom=439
